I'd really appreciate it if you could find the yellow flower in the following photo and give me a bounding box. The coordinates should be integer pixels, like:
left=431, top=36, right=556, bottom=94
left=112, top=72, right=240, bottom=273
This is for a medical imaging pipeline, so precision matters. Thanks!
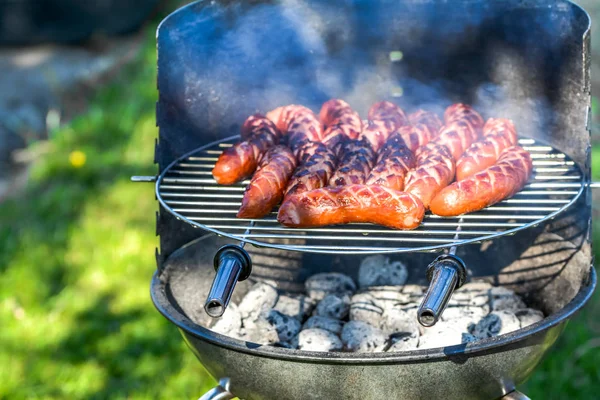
left=69, top=150, right=86, bottom=168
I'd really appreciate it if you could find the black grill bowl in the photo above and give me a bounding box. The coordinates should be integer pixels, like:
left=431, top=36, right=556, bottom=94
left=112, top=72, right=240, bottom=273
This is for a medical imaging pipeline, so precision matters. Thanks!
left=151, top=234, right=596, bottom=400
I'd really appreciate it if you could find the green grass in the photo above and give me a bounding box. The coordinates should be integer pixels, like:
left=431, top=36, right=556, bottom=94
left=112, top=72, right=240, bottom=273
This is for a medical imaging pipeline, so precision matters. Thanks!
left=1, top=17, right=599, bottom=400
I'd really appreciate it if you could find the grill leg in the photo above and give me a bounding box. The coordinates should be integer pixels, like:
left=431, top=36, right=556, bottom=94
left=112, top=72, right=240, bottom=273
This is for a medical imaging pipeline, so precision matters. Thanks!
left=500, top=390, right=531, bottom=400
left=198, top=378, right=235, bottom=400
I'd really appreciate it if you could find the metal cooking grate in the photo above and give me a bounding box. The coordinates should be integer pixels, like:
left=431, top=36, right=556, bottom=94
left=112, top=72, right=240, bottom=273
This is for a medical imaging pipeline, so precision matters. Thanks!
left=156, top=135, right=585, bottom=254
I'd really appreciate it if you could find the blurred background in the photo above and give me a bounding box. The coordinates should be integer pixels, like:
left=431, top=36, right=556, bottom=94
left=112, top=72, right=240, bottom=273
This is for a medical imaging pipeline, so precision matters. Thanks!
left=0, top=1, right=598, bottom=399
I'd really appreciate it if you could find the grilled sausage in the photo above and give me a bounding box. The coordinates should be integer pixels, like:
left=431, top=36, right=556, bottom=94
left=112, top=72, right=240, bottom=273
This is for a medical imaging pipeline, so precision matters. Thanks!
left=431, top=119, right=480, bottom=160
left=237, top=145, right=297, bottom=218
left=430, top=146, right=533, bottom=217
left=361, top=119, right=397, bottom=152
left=213, top=116, right=280, bottom=185
left=395, top=123, right=439, bottom=153
left=366, top=133, right=416, bottom=191
left=266, top=105, right=322, bottom=153
left=404, top=143, right=455, bottom=209
left=278, top=184, right=425, bottom=230
left=320, top=99, right=362, bottom=147
left=368, top=101, right=408, bottom=128
left=408, top=109, right=443, bottom=133
left=455, top=118, right=518, bottom=180
left=329, top=138, right=377, bottom=186
left=285, top=142, right=338, bottom=196
left=444, top=103, right=485, bottom=131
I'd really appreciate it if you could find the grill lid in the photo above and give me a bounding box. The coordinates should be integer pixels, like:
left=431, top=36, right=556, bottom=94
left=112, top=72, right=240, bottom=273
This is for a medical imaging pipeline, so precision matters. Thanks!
left=155, top=135, right=584, bottom=254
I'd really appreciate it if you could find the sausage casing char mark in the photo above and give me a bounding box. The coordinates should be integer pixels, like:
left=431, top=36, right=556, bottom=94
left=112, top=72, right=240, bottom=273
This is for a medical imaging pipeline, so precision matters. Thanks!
left=455, top=118, right=518, bottom=180
left=432, top=119, right=480, bottom=161
left=395, top=123, right=439, bottom=153
left=403, top=143, right=455, bottom=209
left=237, top=145, right=297, bottom=218
left=444, top=103, right=485, bottom=130
left=278, top=184, right=425, bottom=230
left=285, top=142, right=337, bottom=196
left=366, top=133, right=416, bottom=191
left=361, top=102, right=409, bottom=152
left=430, top=146, right=533, bottom=217
left=266, top=105, right=322, bottom=154
left=368, top=101, right=408, bottom=128
left=329, top=138, right=377, bottom=186
left=408, top=109, right=443, bottom=133
left=212, top=116, right=280, bottom=185
left=320, top=99, right=363, bottom=147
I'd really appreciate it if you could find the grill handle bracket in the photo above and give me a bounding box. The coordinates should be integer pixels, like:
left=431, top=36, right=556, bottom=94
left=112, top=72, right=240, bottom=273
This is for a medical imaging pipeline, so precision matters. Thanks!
left=204, top=245, right=252, bottom=318
left=417, top=254, right=467, bottom=327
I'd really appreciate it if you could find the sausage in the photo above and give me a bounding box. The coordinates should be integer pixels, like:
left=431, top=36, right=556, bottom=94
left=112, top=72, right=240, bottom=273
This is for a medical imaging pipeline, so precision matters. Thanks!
left=285, top=142, right=337, bottom=196
left=408, top=109, right=443, bottom=133
left=277, top=184, right=425, bottom=230
left=266, top=105, right=322, bottom=153
left=430, top=146, right=533, bottom=217
left=367, top=101, right=408, bottom=129
left=366, top=133, right=416, bottom=191
left=212, top=116, right=280, bottom=185
left=237, top=145, right=297, bottom=218
left=444, top=103, right=485, bottom=131
left=329, top=138, right=377, bottom=186
left=395, top=123, right=439, bottom=153
left=320, top=99, right=362, bottom=147
left=455, top=118, right=518, bottom=180
left=361, top=119, right=397, bottom=152
left=431, top=119, right=480, bottom=160
left=404, top=143, right=455, bottom=209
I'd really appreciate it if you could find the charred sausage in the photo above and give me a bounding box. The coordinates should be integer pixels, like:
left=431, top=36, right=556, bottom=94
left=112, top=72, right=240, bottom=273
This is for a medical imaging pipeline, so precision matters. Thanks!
left=213, top=115, right=280, bottom=185
left=320, top=99, right=362, bottom=147
left=444, top=103, right=485, bottom=131
left=430, top=146, right=533, bottom=217
left=285, top=142, right=338, bottom=196
left=404, top=143, right=455, bottom=209
left=368, top=101, right=408, bottom=129
left=431, top=119, right=480, bottom=160
left=455, top=118, right=518, bottom=180
left=329, top=138, right=377, bottom=186
left=237, top=145, right=297, bottom=218
left=278, top=184, right=425, bottom=230
left=266, top=105, right=322, bottom=153
left=366, top=133, right=416, bottom=191
left=408, top=109, right=443, bottom=133
left=395, top=123, right=439, bottom=153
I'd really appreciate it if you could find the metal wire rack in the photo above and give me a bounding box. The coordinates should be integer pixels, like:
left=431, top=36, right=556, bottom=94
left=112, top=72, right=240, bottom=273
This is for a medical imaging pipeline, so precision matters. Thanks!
left=155, top=135, right=585, bottom=254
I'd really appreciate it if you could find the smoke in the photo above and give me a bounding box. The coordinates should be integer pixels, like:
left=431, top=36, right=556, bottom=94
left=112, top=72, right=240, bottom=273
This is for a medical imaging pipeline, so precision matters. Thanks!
left=159, top=0, right=588, bottom=142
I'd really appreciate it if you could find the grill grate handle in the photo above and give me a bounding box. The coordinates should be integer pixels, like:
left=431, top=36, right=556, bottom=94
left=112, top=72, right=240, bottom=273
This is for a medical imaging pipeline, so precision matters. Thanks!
left=204, top=245, right=252, bottom=318
left=417, top=254, right=467, bottom=327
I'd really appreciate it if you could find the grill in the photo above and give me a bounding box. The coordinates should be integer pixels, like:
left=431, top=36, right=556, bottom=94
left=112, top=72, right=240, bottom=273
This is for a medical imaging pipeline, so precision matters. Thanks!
left=145, top=0, right=597, bottom=399
left=156, top=136, right=584, bottom=254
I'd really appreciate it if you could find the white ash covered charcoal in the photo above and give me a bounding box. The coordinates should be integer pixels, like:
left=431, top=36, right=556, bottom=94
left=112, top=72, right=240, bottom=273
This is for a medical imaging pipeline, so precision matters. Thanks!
left=211, top=303, right=244, bottom=339
left=440, top=306, right=489, bottom=332
left=238, top=281, right=279, bottom=321
left=303, top=315, right=345, bottom=335
left=418, top=320, right=477, bottom=349
left=273, top=294, right=315, bottom=321
left=387, top=332, right=419, bottom=352
left=349, top=291, right=385, bottom=327
left=470, top=310, right=521, bottom=339
left=449, top=281, right=492, bottom=309
left=380, top=305, right=420, bottom=337
left=489, top=287, right=527, bottom=312
left=266, top=310, right=302, bottom=344
left=358, top=255, right=408, bottom=288
left=314, top=293, right=351, bottom=319
left=341, top=321, right=388, bottom=352
left=298, top=328, right=343, bottom=352
left=515, top=308, right=544, bottom=328
left=367, top=286, right=415, bottom=309
left=305, top=272, right=357, bottom=301
left=242, top=317, right=281, bottom=345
